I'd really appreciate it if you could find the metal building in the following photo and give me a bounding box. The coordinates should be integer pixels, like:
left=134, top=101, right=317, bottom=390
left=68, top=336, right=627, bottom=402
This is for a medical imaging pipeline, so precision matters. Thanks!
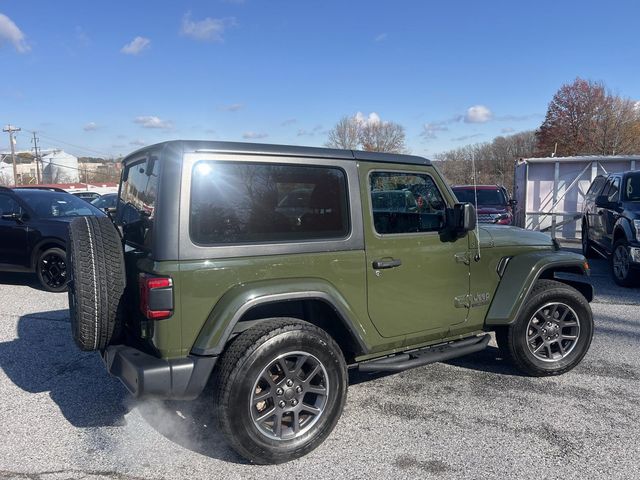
left=513, top=155, right=640, bottom=239
left=41, top=150, right=79, bottom=183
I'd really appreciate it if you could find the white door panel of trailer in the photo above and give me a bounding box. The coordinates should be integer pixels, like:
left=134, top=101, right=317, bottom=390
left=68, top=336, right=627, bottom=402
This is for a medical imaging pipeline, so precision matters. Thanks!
left=514, top=156, right=639, bottom=239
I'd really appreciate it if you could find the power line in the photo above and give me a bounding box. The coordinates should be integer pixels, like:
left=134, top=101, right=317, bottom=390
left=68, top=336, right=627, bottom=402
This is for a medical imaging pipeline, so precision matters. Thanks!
left=23, top=129, right=113, bottom=157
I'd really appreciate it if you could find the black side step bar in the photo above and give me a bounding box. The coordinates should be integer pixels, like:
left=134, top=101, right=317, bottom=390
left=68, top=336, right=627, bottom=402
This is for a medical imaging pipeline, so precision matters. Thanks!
left=358, top=334, right=491, bottom=373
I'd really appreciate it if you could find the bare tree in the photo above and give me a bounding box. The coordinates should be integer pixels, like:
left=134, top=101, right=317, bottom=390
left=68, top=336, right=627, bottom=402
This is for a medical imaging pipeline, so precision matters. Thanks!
left=325, top=114, right=407, bottom=153
left=435, top=130, right=536, bottom=193
left=325, top=116, right=360, bottom=150
left=359, top=121, right=406, bottom=153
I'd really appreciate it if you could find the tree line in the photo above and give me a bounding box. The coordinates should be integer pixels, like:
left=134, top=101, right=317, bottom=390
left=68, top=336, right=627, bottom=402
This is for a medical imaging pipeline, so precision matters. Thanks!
left=324, top=77, right=640, bottom=193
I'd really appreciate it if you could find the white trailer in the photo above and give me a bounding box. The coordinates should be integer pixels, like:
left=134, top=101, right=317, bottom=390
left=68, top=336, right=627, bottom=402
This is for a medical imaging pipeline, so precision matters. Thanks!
left=513, top=155, right=640, bottom=239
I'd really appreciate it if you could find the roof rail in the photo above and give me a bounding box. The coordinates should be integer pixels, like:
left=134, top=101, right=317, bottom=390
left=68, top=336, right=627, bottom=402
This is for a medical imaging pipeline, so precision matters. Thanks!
left=14, top=186, right=67, bottom=193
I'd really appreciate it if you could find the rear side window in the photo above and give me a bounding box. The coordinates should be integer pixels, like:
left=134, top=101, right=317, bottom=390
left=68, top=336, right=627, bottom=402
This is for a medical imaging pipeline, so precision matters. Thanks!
left=370, top=171, right=445, bottom=234
left=190, top=161, right=349, bottom=245
left=587, top=176, right=606, bottom=196
left=118, top=157, right=159, bottom=249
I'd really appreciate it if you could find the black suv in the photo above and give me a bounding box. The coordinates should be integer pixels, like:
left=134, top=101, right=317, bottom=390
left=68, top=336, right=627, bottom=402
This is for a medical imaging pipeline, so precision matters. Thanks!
left=0, top=186, right=105, bottom=292
left=581, top=171, right=640, bottom=286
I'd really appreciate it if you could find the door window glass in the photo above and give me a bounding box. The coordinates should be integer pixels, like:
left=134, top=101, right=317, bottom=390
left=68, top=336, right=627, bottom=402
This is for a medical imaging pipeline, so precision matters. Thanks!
left=607, top=177, right=620, bottom=202
left=0, top=195, right=21, bottom=217
left=370, top=172, right=445, bottom=234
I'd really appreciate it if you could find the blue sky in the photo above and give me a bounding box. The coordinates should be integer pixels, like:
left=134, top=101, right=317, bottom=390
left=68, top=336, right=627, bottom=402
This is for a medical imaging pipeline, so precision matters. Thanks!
left=1, top=0, right=639, bottom=159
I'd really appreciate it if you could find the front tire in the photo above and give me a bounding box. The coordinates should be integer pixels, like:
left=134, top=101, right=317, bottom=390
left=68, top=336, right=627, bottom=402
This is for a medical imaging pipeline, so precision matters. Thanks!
left=36, top=247, right=68, bottom=293
left=611, top=239, right=638, bottom=287
left=213, top=318, right=347, bottom=464
left=496, top=280, right=593, bottom=377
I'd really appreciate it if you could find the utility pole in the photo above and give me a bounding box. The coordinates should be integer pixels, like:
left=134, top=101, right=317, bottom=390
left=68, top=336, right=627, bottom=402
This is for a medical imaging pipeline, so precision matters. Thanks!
left=31, top=131, right=41, bottom=184
left=3, top=125, right=21, bottom=186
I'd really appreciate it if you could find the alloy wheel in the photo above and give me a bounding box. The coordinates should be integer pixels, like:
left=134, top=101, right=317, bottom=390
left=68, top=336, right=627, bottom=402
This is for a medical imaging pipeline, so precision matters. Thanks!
left=40, top=253, right=67, bottom=289
left=250, top=351, right=329, bottom=441
left=526, top=302, right=581, bottom=362
left=613, top=244, right=630, bottom=281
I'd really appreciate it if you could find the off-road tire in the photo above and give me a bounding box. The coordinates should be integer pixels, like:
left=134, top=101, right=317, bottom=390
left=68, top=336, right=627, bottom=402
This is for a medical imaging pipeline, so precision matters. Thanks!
left=496, top=279, right=593, bottom=377
left=36, top=247, right=68, bottom=293
left=581, top=222, right=597, bottom=259
left=212, top=318, right=347, bottom=464
left=611, top=239, right=638, bottom=287
left=67, top=216, right=125, bottom=351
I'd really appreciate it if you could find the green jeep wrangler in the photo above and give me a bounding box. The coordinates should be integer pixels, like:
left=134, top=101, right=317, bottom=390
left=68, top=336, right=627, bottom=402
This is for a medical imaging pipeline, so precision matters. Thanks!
left=67, top=141, right=594, bottom=464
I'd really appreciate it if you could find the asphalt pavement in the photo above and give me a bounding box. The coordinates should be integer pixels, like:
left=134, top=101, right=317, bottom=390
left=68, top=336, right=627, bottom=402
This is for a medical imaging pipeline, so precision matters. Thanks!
left=0, top=248, right=639, bottom=480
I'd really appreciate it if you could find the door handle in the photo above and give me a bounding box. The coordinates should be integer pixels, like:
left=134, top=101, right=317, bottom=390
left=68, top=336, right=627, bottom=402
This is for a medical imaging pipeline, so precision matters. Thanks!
left=372, top=259, right=402, bottom=269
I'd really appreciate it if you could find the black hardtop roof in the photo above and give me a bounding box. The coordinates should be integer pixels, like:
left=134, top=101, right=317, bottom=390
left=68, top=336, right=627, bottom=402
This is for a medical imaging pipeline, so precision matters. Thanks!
left=122, top=140, right=432, bottom=167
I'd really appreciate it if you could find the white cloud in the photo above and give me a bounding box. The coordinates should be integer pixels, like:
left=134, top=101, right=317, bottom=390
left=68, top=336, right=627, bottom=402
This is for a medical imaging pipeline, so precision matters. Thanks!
left=421, top=122, right=449, bottom=140
left=83, top=122, right=98, bottom=131
left=0, top=13, right=30, bottom=53
left=121, top=36, right=151, bottom=55
left=281, top=118, right=297, bottom=127
left=242, top=131, right=268, bottom=140
left=374, top=33, right=388, bottom=42
left=354, top=112, right=382, bottom=126
left=130, top=139, right=146, bottom=147
left=464, top=105, right=492, bottom=123
left=181, top=12, right=235, bottom=42
left=134, top=116, right=172, bottom=129
left=451, top=133, right=483, bottom=142
left=501, top=127, right=515, bottom=134
left=220, top=103, right=244, bottom=112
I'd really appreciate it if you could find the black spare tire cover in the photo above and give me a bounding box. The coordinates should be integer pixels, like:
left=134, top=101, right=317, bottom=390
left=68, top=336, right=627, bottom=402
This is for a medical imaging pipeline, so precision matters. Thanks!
left=67, top=216, right=126, bottom=351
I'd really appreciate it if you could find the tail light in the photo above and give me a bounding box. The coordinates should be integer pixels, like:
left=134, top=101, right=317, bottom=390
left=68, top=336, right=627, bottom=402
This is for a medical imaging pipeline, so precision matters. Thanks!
left=139, top=274, right=174, bottom=320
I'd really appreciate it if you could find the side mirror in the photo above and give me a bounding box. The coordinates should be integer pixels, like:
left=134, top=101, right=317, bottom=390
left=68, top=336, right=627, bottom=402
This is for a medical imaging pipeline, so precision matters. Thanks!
left=1, top=212, right=24, bottom=223
left=445, top=203, right=477, bottom=236
left=508, top=199, right=518, bottom=207
left=595, top=195, right=611, bottom=209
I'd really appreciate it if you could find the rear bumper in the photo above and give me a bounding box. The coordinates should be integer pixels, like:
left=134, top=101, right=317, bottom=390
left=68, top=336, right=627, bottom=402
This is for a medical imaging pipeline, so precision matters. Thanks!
left=103, top=345, right=217, bottom=400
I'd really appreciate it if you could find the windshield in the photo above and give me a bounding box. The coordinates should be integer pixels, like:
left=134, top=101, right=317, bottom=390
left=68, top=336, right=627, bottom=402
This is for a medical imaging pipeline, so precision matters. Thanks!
left=623, top=173, right=640, bottom=202
left=16, top=190, right=104, bottom=218
left=91, top=194, right=118, bottom=209
left=117, top=157, right=159, bottom=249
left=453, top=188, right=507, bottom=206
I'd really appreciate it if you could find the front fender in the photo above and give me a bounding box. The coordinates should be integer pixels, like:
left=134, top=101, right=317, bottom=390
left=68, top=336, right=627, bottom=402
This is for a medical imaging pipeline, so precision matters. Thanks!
left=485, top=250, right=591, bottom=326
left=614, top=218, right=635, bottom=244
left=190, top=278, right=370, bottom=356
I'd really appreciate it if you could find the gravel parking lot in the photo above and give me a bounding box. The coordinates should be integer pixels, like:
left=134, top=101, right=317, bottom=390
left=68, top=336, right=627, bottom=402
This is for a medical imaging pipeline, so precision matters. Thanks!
left=0, top=247, right=639, bottom=480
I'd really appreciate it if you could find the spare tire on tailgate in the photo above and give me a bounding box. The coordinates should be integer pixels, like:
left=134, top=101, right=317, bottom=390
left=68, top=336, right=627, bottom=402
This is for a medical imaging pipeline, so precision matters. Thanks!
left=68, top=216, right=126, bottom=351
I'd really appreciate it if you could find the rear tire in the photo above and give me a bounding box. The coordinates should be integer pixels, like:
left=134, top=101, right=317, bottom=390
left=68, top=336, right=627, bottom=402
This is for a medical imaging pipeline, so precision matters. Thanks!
left=67, top=216, right=125, bottom=351
left=212, top=318, right=347, bottom=464
left=496, top=280, right=593, bottom=377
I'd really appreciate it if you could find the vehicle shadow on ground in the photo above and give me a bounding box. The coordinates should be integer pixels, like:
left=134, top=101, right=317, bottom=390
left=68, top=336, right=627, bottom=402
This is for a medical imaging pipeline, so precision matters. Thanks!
left=0, top=310, right=131, bottom=428
left=137, top=346, right=524, bottom=464
left=0, top=272, right=45, bottom=291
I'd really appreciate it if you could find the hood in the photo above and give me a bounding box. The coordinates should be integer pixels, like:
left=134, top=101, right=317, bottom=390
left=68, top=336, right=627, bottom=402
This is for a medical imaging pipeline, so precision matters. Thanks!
left=477, top=225, right=554, bottom=248
left=476, top=205, right=509, bottom=214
